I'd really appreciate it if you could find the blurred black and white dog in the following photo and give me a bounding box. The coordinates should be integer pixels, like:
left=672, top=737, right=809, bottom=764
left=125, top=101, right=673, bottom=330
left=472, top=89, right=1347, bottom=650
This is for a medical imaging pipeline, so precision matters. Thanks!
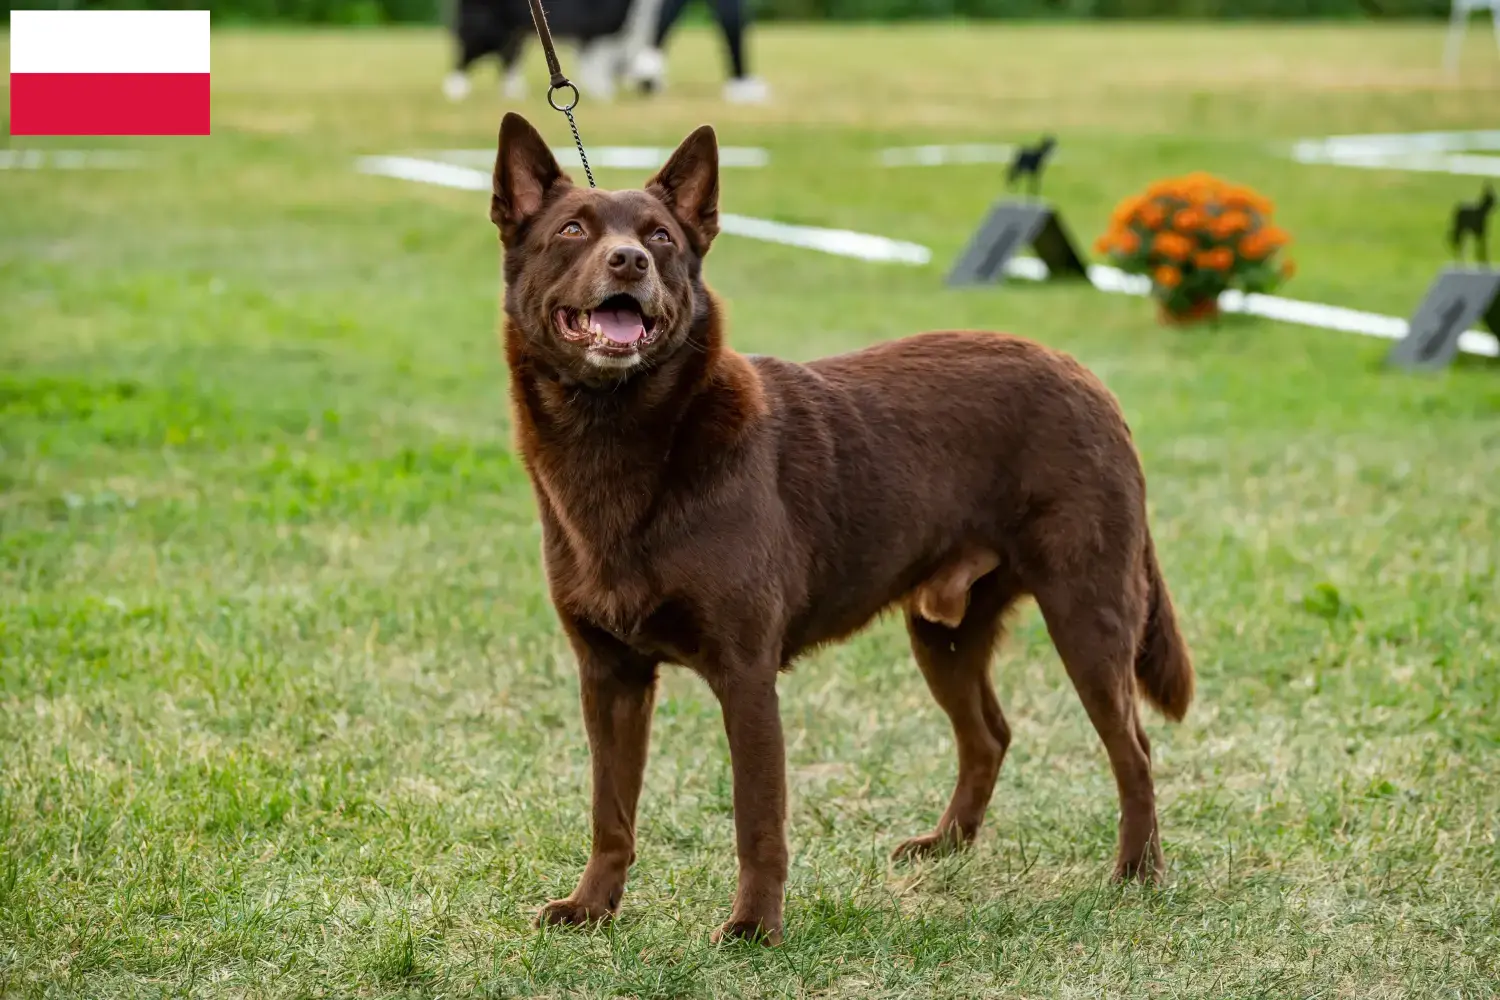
left=444, top=0, right=767, bottom=104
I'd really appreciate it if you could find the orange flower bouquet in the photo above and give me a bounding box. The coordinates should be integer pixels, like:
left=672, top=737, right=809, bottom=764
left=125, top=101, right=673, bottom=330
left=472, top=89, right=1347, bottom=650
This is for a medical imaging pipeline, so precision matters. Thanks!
left=1095, top=173, right=1294, bottom=324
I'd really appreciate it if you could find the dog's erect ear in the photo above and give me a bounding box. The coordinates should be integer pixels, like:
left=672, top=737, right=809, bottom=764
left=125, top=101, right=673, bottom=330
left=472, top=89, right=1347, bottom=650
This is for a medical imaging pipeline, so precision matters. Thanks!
left=646, top=125, right=719, bottom=250
left=492, top=112, right=569, bottom=242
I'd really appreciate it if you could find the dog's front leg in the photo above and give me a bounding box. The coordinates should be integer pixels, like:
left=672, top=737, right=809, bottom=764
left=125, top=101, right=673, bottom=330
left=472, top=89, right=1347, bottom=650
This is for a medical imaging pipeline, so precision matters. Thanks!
left=708, top=668, right=787, bottom=945
left=538, top=619, right=658, bottom=929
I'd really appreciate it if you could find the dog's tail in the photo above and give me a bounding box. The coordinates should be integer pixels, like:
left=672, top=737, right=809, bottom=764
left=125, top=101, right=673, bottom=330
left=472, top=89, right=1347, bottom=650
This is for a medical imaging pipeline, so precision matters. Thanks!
left=1135, top=531, right=1194, bottom=721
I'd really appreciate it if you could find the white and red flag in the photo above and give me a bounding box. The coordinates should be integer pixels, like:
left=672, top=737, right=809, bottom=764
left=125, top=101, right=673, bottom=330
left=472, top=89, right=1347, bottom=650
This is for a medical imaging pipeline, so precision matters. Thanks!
left=9, top=9, right=210, bottom=136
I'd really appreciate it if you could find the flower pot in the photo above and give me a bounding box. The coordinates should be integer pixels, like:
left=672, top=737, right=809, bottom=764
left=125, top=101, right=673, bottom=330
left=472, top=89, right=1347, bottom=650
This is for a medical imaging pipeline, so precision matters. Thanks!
left=1158, top=297, right=1220, bottom=326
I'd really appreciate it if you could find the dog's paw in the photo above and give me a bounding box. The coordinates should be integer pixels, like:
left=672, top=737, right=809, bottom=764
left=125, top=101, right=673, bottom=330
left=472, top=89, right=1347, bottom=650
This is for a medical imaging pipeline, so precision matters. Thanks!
left=502, top=69, right=528, bottom=101
left=1111, top=858, right=1165, bottom=886
left=624, top=47, right=665, bottom=93
left=442, top=71, right=471, bottom=102
left=710, top=918, right=783, bottom=946
left=889, top=831, right=962, bottom=863
left=536, top=897, right=613, bottom=929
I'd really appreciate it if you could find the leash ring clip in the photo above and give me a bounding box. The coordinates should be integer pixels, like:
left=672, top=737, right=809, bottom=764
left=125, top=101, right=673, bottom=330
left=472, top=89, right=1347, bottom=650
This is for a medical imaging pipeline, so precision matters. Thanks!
left=548, top=82, right=580, bottom=113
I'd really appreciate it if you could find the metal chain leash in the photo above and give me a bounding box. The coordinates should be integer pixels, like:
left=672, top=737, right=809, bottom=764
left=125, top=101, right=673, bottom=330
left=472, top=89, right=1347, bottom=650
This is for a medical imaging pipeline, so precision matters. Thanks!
left=526, top=0, right=596, bottom=188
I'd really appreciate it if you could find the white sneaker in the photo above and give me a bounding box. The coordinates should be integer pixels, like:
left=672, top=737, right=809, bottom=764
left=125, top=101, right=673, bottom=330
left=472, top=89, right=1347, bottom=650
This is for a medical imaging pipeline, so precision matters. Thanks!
left=723, top=76, right=770, bottom=105
left=442, top=71, right=472, bottom=102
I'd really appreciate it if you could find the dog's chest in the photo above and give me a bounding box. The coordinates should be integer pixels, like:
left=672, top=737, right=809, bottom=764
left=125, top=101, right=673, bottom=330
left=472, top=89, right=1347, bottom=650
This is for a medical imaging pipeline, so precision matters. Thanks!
left=565, top=577, right=706, bottom=665
left=543, top=516, right=707, bottom=663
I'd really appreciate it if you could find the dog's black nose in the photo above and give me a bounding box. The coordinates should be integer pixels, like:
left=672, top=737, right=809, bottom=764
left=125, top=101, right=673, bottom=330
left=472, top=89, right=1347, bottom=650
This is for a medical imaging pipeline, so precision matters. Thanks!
left=607, top=245, right=650, bottom=278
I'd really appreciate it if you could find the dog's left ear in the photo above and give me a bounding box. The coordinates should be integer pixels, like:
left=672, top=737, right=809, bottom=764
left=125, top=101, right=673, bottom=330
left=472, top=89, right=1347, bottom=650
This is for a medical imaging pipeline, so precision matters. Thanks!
left=647, top=125, right=719, bottom=250
left=493, top=112, right=570, bottom=244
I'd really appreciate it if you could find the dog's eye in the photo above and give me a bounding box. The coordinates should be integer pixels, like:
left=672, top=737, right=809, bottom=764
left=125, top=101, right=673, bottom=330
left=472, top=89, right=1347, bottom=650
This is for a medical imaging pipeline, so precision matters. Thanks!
left=558, top=221, right=585, bottom=238
left=649, top=227, right=672, bottom=245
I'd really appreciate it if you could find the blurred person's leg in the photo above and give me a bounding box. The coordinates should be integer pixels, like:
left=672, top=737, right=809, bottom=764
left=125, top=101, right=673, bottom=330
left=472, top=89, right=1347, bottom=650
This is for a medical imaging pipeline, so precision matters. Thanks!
left=653, top=0, right=694, bottom=50
left=709, top=0, right=769, bottom=103
left=628, top=0, right=768, bottom=103
left=710, top=0, right=747, bottom=80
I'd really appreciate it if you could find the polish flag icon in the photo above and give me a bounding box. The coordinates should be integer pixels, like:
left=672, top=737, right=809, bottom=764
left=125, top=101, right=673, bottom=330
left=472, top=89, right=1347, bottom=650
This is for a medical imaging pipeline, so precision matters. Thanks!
left=9, top=10, right=210, bottom=136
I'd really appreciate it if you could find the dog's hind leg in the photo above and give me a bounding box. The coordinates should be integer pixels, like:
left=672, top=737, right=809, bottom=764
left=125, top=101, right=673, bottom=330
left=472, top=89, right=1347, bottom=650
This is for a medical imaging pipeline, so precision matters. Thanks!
left=1032, top=558, right=1164, bottom=882
left=575, top=39, right=619, bottom=101
left=444, top=63, right=474, bottom=101
left=893, top=567, right=1019, bottom=861
left=445, top=21, right=491, bottom=102
left=499, top=32, right=528, bottom=100
left=445, top=31, right=495, bottom=101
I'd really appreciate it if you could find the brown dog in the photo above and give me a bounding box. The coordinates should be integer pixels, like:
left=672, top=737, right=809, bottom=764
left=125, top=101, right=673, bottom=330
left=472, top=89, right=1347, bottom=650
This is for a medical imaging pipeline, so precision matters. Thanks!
left=491, top=113, right=1194, bottom=945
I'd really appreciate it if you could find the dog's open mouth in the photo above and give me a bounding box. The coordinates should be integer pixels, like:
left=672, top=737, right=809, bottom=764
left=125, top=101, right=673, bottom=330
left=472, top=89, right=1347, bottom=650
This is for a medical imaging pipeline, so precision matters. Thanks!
left=555, top=294, right=660, bottom=356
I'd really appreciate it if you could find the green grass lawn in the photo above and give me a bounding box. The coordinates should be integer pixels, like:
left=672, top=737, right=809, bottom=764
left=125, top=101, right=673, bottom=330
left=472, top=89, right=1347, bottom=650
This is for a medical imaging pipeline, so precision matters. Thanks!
left=3, top=21, right=1499, bottom=998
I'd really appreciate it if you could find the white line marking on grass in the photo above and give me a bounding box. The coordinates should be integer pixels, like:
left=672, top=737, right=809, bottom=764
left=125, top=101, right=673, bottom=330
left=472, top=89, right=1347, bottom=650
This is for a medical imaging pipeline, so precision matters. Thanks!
left=0, top=149, right=143, bottom=170
left=878, top=144, right=1015, bottom=168
left=355, top=155, right=930, bottom=265
left=716, top=214, right=931, bottom=265
left=1308, top=130, right=1500, bottom=154
left=1003, top=258, right=1500, bottom=358
left=1290, top=130, right=1500, bottom=178
left=355, top=154, right=1496, bottom=356
left=357, top=155, right=489, bottom=192
left=430, top=146, right=769, bottom=171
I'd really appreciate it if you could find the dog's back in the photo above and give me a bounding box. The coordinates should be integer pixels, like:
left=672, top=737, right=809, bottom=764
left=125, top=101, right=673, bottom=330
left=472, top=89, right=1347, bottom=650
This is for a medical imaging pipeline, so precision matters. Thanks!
left=744, top=335, right=1132, bottom=643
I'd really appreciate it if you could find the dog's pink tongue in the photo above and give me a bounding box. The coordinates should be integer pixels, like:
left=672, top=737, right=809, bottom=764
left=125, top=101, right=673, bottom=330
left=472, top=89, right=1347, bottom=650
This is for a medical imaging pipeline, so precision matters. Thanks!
left=593, top=308, right=645, bottom=345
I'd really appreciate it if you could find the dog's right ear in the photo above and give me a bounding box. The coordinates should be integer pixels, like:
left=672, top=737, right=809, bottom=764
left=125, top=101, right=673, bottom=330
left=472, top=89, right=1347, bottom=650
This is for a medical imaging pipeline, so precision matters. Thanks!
left=492, top=113, right=570, bottom=244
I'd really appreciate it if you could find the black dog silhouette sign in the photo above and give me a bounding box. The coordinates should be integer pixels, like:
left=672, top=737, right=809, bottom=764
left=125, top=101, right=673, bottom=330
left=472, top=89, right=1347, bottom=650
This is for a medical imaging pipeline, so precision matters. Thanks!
left=948, top=201, right=1089, bottom=286
left=1387, top=268, right=1500, bottom=371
